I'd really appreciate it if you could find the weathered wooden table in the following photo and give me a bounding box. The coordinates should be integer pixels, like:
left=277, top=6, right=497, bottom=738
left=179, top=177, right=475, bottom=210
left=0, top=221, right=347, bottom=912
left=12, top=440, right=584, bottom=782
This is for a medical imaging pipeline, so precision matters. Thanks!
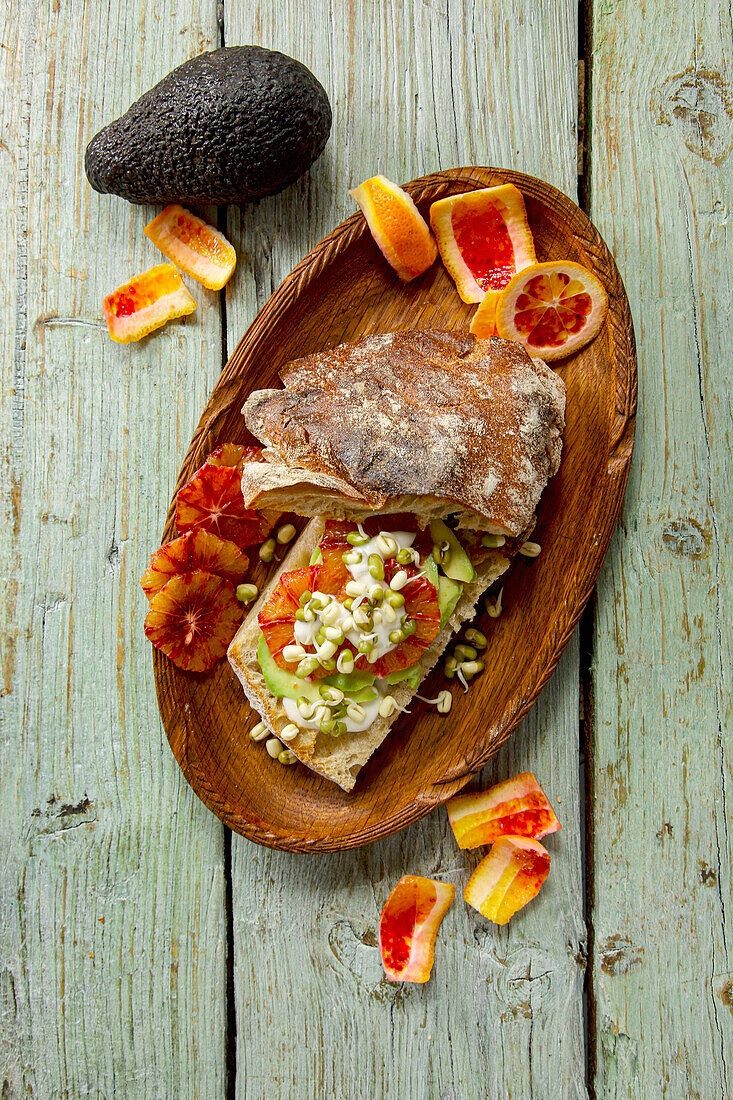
left=1, top=1, right=730, bottom=1096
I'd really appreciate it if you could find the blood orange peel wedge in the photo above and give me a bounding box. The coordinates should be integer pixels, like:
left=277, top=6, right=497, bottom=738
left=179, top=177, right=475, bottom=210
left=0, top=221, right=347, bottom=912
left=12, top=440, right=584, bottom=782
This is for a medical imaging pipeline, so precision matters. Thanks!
left=350, top=174, right=438, bottom=282
left=144, top=205, right=237, bottom=290
left=446, top=772, right=561, bottom=850
left=463, top=837, right=551, bottom=925
left=140, top=530, right=249, bottom=602
left=495, top=260, right=608, bottom=361
left=379, top=875, right=455, bottom=983
left=430, top=184, right=536, bottom=320
left=103, top=263, right=196, bottom=344
left=144, top=570, right=242, bottom=672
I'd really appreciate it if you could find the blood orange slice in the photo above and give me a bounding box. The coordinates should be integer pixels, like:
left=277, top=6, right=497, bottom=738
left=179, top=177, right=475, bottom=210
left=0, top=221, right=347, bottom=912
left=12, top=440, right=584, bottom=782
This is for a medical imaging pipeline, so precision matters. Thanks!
left=365, top=566, right=440, bottom=678
left=463, top=837, right=551, bottom=925
left=350, top=175, right=438, bottom=282
left=430, top=185, right=536, bottom=329
left=258, top=566, right=330, bottom=675
left=144, top=570, right=242, bottom=672
left=140, top=530, right=249, bottom=602
left=175, top=464, right=265, bottom=550
left=206, top=443, right=266, bottom=470
left=446, top=772, right=561, bottom=850
left=144, top=205, right=237, bottom=290
left=379, top=875, right=455, bottom=983
left=495, top=260, right=608, bottom=361
left=103, top=263, right=196, bottom=344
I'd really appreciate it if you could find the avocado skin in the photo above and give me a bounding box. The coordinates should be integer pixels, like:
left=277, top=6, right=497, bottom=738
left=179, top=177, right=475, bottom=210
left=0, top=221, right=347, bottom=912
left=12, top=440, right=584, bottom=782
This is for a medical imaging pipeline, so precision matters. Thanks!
left=85, top=46, right=332, bottom=205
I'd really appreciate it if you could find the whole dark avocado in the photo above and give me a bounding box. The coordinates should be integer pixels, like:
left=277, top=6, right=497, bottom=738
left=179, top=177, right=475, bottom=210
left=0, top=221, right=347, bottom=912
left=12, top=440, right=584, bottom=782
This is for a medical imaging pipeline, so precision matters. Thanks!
left=84, top=46, right=332, bottom=205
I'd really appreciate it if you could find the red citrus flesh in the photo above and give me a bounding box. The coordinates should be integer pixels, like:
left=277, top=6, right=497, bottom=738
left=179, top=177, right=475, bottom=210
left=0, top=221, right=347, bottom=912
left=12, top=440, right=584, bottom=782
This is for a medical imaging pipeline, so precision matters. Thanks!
left=379, top=875, right=455, bottom=983
left=144, top=570, right=242, bottom=672
left=140, top=529, right=249, bottom=602
left=463, top=837, right=551, bottom=925
left=175, top=464, right=267, bottom=550
left=103, top=263, right=196, bottom=344
left=446, top=772, right=561, bottom=850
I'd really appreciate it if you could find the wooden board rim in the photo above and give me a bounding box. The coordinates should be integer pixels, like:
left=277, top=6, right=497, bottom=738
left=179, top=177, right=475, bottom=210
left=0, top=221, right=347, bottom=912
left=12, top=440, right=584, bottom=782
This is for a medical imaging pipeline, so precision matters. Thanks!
left=152, top=166, right=637, bottom=852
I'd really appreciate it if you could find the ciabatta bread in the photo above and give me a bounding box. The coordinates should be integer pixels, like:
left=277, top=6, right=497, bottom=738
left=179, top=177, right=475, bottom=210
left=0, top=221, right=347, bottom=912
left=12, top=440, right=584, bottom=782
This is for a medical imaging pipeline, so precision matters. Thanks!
left=242, top=331, right=565, bottom=535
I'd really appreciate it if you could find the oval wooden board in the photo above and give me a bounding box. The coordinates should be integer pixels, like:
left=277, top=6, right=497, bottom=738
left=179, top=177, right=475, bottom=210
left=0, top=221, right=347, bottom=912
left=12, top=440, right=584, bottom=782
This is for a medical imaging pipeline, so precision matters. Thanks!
left=153, top=167, right=636, bottom=853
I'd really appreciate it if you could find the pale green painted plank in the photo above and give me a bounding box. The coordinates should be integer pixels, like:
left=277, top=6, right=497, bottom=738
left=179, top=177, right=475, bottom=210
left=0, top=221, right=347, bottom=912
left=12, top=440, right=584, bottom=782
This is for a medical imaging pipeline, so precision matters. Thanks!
left=589, top=0, right=732, bottom=1095
left=224, top=3, right=585, bottom=1097
left=0, top=3, right=228, bottom=1096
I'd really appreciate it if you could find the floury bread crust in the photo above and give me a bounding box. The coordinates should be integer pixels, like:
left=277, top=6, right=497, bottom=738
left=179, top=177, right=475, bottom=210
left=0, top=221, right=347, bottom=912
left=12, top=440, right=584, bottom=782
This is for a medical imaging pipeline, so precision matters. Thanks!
left=242, top=331, right=565, bottom=536
left=227, top=520, right=510, bottom=792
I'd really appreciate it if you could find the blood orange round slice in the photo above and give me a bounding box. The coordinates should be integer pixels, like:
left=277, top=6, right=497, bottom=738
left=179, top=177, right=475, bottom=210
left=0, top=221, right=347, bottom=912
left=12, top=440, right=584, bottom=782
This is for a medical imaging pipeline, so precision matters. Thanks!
left=140, top=530, right=249, bottom=602
left=379, top=875, right=455, bottom=983
left=103, top=263, right=196, bottom=344
left=495, top=260, right=608, bottom=361
left=258, top=566, right=332, bottom=676
left=144, top=205, right=237, bottom=290
left=430, top=184, right=536, bottom=332
left=350, top=175, right=438, bottom=282
left=144, top=570, right=242, bottom=672
left=175, top=464, right=266, bottom=550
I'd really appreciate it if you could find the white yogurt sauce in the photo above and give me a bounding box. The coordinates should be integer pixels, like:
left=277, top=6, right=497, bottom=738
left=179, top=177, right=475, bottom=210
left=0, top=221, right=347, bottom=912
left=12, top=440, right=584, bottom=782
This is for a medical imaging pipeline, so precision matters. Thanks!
left=282, top=689, right=384, bottom=734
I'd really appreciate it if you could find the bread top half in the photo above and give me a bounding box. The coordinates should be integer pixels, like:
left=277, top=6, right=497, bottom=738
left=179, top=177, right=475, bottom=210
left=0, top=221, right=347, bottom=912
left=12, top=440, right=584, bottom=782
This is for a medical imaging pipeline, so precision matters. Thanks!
left=241, top=330, right=565, bottom=536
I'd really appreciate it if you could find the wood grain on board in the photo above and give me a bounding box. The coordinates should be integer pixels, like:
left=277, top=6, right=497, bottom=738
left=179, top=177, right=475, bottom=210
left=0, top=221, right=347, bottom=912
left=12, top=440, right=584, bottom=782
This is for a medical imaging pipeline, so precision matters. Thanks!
left=589, top=0, right=732, bottom=1095
left=0, top=3, right=228, bottom=1096
left=224, top=2, right=588, bottom=1096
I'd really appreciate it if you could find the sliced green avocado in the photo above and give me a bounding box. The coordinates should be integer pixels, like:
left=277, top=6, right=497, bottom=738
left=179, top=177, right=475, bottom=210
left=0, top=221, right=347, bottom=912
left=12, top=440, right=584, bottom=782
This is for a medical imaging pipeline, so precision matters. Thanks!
left=438, top=576, right=463, bottom=628
left=257, top=635, right=377, bottom=703
left=323, top=669, right=376, bottom=694
left=429, top=519, right=476, bottom=583
left=385, top=665, right=423, bottom=689
left=425, top=555, right=440, bottom=590
left=85, top=47, right=332, bottom=206
left=257, top=634, right=321, bottom=703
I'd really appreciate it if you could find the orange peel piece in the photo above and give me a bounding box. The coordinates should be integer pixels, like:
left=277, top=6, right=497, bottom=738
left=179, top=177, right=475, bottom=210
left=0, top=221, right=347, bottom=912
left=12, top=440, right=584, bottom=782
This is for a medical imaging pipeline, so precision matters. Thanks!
left=430, top=184, right=536, bottom=323
left=144, top=205, right=237, bottom=290
left=446, top=772, right=561, bottom=850
left=350, top=174, right=438, bottom=282
left=495, top=259, right=608, bottom=361
left=463, top=837, right=551, bottom=925
left=379, top=875, right=455, bottom=983
left=103, top=263, right=196, bottom=344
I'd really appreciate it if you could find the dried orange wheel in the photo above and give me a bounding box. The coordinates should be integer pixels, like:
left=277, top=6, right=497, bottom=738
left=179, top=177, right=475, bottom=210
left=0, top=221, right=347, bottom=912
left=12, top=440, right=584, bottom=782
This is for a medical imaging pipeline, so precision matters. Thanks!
left=349, top=175, right=438, bottom=282
left=144, top=205, right=237, bottom=290
left=430, top=184, right=536, bottom=320
left=140, top=529, right=249, bottom=602
left=144, top=570, right=242, bottom=672
left=495, top=260, right=608, bottom=361
left=103, top=263, right=196, bottom=344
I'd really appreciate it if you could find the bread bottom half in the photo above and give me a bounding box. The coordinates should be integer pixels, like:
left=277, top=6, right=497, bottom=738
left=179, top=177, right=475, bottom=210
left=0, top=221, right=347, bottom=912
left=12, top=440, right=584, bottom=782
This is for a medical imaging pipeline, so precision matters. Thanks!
left=227, top=518, right=509, bottom=791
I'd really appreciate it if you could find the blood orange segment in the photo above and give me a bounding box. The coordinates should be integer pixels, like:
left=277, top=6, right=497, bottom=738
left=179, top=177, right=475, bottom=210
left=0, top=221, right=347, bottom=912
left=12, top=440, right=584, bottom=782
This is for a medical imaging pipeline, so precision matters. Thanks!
left=175, top=464, right=266, bottom=550
left=144, top=205, right=237, bottom=290
left=103, top=263, right=196, bottom=344
left=144, top=570, right=242, bottom=672
left=495, top=260, right=609, bottom=361
left=379, top=875, right=455, bottom=983
left=430, top=184, right=536, bottom=318
left=206, top=443, right=266, bottom=470
left=350, top=175, right=438, bottom=282
left=463, top=837, right=551, bottom=925
left=258, top=566, right=329, bottom=674
left=140, top=530, right=249, bottom=602
left=446, top=772, right=561, bottom=850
